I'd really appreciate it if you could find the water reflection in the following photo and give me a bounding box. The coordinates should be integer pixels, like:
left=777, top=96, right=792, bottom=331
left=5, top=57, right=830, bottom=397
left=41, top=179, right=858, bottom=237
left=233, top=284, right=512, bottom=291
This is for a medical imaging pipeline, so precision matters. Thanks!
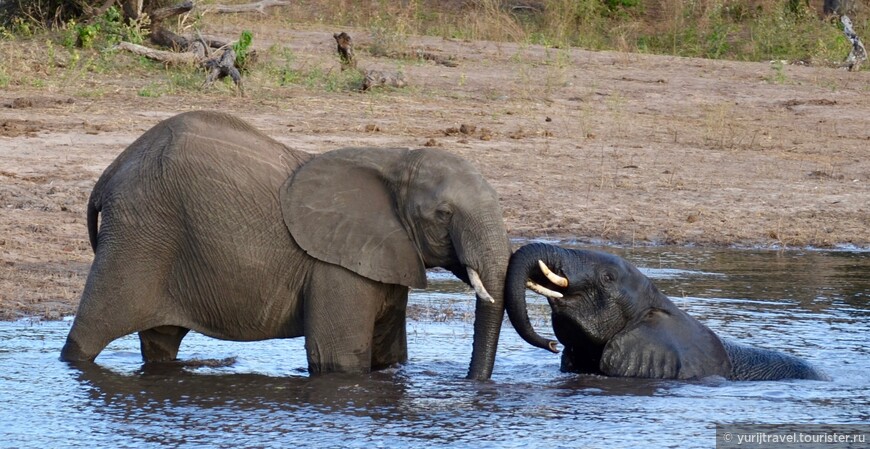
left=569, top=244, right=870, bottom=313
left=75, top=362, right=411, bottom=418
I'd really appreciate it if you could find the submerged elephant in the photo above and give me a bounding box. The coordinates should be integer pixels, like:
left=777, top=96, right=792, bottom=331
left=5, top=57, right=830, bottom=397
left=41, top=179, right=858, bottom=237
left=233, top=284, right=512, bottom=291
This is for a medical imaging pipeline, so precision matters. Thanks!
left=505, top=243, right=828, bottom=381
left=61, top=111, right=511, bottom=380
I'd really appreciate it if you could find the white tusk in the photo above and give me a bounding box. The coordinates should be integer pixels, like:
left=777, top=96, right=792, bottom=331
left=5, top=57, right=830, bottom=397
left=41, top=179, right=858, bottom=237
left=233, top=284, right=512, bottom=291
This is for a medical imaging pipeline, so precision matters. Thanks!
left=538, top=260, right=568, bottom=287
left=526, top=281, right=563, bottom=299
left=467, top=267, right=495, bottom=303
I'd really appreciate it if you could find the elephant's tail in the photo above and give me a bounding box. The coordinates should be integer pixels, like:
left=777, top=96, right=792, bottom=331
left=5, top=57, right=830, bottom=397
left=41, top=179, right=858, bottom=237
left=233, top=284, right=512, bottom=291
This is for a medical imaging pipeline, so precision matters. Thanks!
left=86, top=197, right=100, bottom=253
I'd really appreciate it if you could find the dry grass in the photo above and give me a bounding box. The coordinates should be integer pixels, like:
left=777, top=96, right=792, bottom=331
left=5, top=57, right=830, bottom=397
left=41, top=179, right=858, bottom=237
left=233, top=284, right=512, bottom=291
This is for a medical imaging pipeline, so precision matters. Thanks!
left=164, top=0, right=868, bottom=64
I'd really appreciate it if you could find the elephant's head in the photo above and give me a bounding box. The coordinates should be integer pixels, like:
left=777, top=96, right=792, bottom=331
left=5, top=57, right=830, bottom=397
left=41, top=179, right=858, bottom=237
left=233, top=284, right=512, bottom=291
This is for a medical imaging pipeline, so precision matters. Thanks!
left=505, top=243, right=730, bottom=379
left=282, top=147, right=511, bottom=380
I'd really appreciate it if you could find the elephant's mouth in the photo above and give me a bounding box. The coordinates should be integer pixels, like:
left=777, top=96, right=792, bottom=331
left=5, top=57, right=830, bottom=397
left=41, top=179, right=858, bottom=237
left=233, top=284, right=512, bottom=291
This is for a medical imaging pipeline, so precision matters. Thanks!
left=525, top=259, right=569, bottom=300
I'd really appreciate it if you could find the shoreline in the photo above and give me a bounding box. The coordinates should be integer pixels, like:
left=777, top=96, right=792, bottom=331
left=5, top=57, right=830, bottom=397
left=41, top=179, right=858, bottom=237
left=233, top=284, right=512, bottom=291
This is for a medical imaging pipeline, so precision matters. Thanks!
left=2, top=236, right=867, bottom=322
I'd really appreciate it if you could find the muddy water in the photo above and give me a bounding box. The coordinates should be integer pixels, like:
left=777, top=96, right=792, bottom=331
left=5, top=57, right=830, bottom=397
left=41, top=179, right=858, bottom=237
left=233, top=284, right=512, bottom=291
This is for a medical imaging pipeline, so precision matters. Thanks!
left=1, top=245, right=867, bottom=448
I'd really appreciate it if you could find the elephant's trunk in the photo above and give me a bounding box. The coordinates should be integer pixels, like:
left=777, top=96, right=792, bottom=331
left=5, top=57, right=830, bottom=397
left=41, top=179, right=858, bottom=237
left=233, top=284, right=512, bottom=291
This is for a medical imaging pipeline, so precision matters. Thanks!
left=505, top=242, right=561, bottom=352
left=455, top=213, right=511, bottom=380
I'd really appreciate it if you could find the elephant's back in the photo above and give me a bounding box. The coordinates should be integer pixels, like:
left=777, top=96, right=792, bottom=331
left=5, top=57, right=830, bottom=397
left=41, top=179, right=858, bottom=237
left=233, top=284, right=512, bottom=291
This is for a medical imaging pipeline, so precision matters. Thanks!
left=723, top=340, right=829, bottom=381
left=95, top=111, right=309, bottom=196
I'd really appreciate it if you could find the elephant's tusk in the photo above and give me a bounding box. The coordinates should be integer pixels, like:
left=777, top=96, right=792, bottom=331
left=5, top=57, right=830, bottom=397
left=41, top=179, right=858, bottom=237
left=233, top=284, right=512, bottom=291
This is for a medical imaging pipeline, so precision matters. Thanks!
left=467, top=267, right=495, bottom=303
left=538, top=260, right=569, bottom=287
left=525, top=281, right=563, bottom=299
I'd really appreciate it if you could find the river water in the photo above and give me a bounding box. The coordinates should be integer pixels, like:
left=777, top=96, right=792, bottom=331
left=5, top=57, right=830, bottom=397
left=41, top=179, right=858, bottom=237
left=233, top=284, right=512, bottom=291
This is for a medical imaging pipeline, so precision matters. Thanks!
left=1, top=244, right=867, bottom=448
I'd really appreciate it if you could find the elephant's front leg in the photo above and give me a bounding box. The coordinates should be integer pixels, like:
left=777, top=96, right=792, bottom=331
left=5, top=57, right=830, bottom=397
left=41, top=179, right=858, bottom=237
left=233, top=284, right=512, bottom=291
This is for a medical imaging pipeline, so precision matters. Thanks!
left=303, top=263, right=384, bottom=375
left=371, top=286, right=410, bottom=370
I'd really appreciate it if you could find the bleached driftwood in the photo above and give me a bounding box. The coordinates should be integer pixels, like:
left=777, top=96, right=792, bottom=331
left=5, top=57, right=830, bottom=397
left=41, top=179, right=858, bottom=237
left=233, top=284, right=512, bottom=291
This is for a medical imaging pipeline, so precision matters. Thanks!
left=841, top=15, right=867, bottom=72
left=210, top=0, right=291, bottom=14
left=117, top=41, right=201, bottom=65
left=118, top=41, right=243, bottom=93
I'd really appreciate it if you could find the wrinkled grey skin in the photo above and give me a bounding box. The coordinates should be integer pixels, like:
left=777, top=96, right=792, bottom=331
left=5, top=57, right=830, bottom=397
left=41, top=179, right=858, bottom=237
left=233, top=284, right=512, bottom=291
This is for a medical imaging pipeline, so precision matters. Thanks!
left=60, top=111, right=511, bottom=380
left=506, top=243, right=828, bottom=381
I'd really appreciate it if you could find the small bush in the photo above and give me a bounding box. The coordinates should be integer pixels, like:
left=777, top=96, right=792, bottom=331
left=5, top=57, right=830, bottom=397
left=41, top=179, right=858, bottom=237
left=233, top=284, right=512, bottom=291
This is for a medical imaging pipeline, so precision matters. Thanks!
left=232, top=30, right=254, bottom=71
left=61, top=6, right=149, bottom=50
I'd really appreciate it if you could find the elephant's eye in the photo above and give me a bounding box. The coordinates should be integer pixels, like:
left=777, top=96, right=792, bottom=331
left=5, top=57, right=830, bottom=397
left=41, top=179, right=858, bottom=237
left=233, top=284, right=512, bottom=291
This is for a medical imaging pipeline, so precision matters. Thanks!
left=435, top=206, right=453, bottom=223
left=600, top=270, right=616, bottom=284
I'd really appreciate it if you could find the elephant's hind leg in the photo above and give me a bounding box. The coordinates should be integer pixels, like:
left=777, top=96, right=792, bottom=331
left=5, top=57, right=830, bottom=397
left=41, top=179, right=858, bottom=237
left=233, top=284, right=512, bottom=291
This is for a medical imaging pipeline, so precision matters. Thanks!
left=60, top=329, right=103, bottom=362
left=61, top=280, right=135, bottom=362
left=61, top=314, right=134, bottom=363
left=61, top=249, right=168, bottom=363
left=139, top=326, right=190, bottom=362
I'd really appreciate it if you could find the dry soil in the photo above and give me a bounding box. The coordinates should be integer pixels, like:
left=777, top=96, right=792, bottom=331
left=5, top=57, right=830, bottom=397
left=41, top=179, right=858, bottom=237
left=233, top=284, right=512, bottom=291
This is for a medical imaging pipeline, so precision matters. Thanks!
left=1, top=26, right=868, bottom=319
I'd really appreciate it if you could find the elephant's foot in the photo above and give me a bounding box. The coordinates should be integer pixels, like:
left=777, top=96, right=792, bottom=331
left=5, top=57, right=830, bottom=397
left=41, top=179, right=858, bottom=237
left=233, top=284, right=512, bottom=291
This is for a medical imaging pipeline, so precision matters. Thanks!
left=139, top=326, right=190, bottom=362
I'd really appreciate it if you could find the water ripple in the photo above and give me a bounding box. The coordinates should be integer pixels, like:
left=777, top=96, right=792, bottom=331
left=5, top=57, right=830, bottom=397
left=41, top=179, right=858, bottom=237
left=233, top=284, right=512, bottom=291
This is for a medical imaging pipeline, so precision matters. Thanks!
left=1, top=247, right=868, bottom=448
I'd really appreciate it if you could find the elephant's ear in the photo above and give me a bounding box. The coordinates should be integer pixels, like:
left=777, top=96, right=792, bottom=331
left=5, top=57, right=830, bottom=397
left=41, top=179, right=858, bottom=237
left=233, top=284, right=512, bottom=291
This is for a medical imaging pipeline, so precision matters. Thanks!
left=281, top=148, right=427, bottom=288
left=600, top=308, right=731, bottom=379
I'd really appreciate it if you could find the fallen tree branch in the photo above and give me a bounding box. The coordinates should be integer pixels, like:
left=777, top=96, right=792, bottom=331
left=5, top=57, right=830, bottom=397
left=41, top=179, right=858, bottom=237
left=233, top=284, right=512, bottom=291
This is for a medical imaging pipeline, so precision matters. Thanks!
left=151, top=0, right=194, bottom=22
left=116, top=1, right=251, bottom=94
left=841, top=15, right=867, bottom=72
left=118, top=41, right=243, bottom=93
left=203, top=47, right=244, bottom=93
left=150, top=27, right=228, bottom=51
left=150, top=26, right=191, bottom=51
left=117, top=41, right=201, bottom=65
left=210, top=0, right=291, bottom=14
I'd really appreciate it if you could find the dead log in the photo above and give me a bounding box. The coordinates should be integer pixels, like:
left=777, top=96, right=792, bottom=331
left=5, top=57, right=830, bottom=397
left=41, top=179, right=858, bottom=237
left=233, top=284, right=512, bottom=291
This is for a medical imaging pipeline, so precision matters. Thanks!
left=362, top=70, right=407, bottom=91
left=203, top=47, right=244, bottom=93
left=114, top=0, right=245, bottom=94
left=210, top=0, right=291, bottom=14
left=825, top=0, right=855, bottom=16
left=150, top=0, right=194, bottom=22
left=841, top=15, right=867, bottom=72
left=334, top=32, right=356, bottom=71
left=117, top=41, right=201, bottom=65
left=122, top=0, right=144, bottom=20
left=150, top=27, right=228, bottom=51
left=150, top=27, right=191, bottom=50
left=147, top=1, right=196, bottom=50
left=118, top=41, right=243, bottom=93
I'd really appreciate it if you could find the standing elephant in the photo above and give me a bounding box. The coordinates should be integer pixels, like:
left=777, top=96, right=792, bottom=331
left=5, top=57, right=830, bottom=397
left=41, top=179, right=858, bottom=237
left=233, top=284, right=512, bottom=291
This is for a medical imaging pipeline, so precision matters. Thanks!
left=61, top=110, right=511, bottom=380
left=505, top=243, right=828, bottom=381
